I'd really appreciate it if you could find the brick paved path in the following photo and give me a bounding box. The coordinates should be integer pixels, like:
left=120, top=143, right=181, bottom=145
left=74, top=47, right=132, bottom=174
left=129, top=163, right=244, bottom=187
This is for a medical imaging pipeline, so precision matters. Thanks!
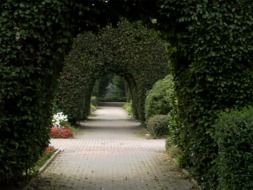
left=26, top=106, right=197, bottom=190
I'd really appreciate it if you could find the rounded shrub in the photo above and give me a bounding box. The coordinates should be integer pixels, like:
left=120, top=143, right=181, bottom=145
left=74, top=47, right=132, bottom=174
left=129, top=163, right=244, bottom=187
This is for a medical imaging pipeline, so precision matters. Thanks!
left=145, top=75, right=175, bottom=120
left=214, top=106, right=253, bottom=190
left=147, top=115, right=169, bottom=138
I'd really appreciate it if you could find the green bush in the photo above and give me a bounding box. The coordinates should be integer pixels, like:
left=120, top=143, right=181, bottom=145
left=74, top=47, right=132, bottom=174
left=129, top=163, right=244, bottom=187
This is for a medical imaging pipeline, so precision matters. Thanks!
left=145, top=75, right=175, bottom=120
left=147, top=115, right=169, bottom=138
left=214, top=107, right=253, bottom=190
left=56, top=20, right=169, bottom=122
left=1, top=1, right=252, bottom=188
left=158, top=1, right=253, bottom=188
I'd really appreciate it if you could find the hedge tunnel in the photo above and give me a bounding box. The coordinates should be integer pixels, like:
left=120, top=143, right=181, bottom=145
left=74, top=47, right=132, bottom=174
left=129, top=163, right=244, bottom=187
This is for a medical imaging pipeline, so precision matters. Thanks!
left=0, top=1, right=252, bottom=189
left=55, top=21, right=169, bottom=122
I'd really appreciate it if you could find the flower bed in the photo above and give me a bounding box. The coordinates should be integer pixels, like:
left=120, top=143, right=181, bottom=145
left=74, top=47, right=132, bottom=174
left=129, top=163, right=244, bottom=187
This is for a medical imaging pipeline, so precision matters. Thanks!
left=50, top=112, right=74, bottom=138
left=50, top=127, right=73, bottom=138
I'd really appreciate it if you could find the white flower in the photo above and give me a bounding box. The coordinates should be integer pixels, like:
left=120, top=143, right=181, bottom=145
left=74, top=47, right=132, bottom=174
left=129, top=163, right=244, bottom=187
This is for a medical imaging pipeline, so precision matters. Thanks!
left=52, top=112, right=68, bottom=128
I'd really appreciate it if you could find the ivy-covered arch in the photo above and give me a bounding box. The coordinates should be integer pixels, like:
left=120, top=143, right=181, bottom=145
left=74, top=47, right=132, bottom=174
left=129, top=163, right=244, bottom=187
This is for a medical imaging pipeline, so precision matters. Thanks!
left=1, top=1, right=252, bottom=189
left=56, top=21, right=169, bottom=122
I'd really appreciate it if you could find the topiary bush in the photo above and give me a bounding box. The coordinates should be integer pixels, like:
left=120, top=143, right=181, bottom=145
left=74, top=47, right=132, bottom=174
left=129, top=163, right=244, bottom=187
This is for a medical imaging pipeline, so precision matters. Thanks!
left=0, top=1, right=252, bottom=188
left=214, top=107, right=253, bottom=190
left=158, top=1, right=253, bottom=188
left=147, top=115, right=169, bottom=138
left=0, top=2, right=166, bottom=181
left=56, top=20, right=169, bottom=122
left=145, top=75, right=175, bottom=120
left=0, top=1, right=77, bottom=181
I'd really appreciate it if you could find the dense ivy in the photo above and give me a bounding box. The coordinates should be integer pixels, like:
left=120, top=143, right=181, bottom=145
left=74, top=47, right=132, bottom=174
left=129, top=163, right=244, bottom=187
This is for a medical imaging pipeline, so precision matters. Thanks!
left=0, top=1, right=252, bottom=189
left=0, top=0, right=155, bottom=180
left=56, top=20, right=169, bottom=122
left=214, top=107, right=253, bottom=190
left=0, top=1, right=75, bottom=180
left=158, top=0, right=253, bottom=188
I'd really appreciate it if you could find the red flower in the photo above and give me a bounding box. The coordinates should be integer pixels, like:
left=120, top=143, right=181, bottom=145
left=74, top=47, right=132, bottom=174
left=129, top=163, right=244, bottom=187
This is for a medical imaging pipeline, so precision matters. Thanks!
left=50, top=127, right=73, bottom=138
left=50, top=127, right=60, bottom=138
left=60, top=128, right=73, bottom=138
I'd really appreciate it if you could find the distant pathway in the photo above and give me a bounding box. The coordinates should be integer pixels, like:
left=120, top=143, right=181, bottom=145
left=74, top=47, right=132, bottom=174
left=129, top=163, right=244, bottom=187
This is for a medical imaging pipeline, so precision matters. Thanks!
left=26, top=106, right=197, bottom=190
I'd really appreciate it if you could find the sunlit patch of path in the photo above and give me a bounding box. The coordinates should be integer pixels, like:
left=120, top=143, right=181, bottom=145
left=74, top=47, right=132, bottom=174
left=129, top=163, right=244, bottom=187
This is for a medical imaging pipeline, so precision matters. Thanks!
left=26, top=106, right=197, bottom=190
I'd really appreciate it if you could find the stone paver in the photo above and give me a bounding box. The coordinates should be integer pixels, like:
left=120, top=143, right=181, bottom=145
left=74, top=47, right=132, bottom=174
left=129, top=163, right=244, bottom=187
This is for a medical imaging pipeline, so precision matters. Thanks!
left=26, top=106, right=198, bottom=190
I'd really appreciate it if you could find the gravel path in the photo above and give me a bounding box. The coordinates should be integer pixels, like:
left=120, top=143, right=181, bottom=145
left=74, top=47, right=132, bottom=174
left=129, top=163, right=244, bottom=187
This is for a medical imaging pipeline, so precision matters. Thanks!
left=26, top=106, right=197, bottom=190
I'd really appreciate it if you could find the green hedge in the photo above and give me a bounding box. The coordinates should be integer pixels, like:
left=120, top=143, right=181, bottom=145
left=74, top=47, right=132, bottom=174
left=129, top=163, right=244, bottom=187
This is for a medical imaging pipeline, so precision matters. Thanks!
left=0, top=2, right=163, bottom=180
left=158, top=1, right=253, bottom=188
left=0, top=1, right=75, bottom=181
left=0, top=1, right=252, bottom=188
left=147, top=115, right=169, bottom=138
left=56, top=20, right=169, bottom=122
left=214, top=107, right=253, bottom=190
left=145, top=75, right=175, bottom=120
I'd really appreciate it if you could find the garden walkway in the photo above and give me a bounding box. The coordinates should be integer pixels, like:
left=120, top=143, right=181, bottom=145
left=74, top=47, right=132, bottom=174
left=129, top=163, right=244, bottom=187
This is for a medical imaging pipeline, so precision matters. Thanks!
left=26, top=106, right=197, bottom=190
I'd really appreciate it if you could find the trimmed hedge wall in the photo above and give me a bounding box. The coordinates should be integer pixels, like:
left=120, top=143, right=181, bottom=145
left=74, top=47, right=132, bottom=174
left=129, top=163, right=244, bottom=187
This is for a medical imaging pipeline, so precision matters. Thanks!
left=0, top=1, right=75, bottom=181
left=0, top=1, right=252, bottom=189
left=0, top=0, right=108, bottom=181
left=214, top=107, right=253, bottom=190
left=56, top=20, right=169, bottom=122
left=159, top=0, right=253, bottom=188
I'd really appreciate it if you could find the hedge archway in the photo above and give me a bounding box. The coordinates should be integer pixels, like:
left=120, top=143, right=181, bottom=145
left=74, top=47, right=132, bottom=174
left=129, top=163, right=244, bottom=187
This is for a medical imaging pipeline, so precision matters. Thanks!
left=56, top=21, right=169, bottom=122
left=1, top=1, right=252, bottom=189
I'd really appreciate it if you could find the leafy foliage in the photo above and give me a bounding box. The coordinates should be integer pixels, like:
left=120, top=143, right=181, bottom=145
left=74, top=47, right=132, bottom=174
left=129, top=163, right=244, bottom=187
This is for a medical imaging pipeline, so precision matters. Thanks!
left=145, top=75, right=175, bottom=120
left=123, top=101, right=133, bottom=117
left=147, top=115, right=169, bottom=138
left=56, top=20, right=169, bottom=122
left=214, top=107, right=253, bottom=190
left=0, top=0, right=112, bottom=181
left=0, top=0, right=75, bottom=181
left=157, top=1, right=253, bottom=188
left=0, top=1, right=252, bottom=188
